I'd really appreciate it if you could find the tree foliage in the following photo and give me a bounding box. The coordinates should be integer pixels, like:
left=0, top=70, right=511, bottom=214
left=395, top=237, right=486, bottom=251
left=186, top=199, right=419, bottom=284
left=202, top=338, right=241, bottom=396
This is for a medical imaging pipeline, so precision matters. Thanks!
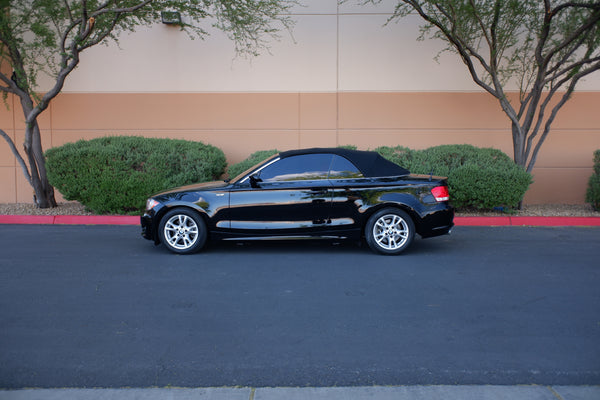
left=363, top=0, right=600, bottom=173
left=0, top=0, right=296, bottom=207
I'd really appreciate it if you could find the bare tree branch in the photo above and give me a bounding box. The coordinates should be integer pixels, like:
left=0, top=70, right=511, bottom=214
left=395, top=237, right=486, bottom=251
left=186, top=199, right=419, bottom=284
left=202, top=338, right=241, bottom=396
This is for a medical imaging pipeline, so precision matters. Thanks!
left=63, top=0, right=75, bottom=23
left=542, top=6, right=600, bottom=68
left=407, top=1, right=498, bottom=95
left=546, top=55, right=600, bottom=85
left=0, top=128, right=31, bottom=184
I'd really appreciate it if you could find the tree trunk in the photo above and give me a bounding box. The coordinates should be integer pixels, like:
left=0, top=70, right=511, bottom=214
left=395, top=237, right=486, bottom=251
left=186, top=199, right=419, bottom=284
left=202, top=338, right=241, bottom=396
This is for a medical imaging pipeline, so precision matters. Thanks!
left=21, top=100, right=57, bottom=208
left=511, top=121, right=528, bottom=210
left=511, top=121, right=527, bottom=169
left=23, top=127, right=57, bottom=208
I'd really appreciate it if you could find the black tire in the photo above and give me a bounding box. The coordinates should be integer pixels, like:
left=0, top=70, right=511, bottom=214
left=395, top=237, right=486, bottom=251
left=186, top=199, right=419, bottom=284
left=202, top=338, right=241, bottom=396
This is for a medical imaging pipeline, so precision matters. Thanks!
left=365, top=208, right=415, bottom=255
left=158, top=208, right=207, bottom=254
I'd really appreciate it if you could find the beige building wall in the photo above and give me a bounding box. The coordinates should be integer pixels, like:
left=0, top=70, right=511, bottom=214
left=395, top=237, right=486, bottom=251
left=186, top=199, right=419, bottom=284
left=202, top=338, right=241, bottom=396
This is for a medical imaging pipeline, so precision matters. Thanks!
left=2, top=0, right=599, bottom=204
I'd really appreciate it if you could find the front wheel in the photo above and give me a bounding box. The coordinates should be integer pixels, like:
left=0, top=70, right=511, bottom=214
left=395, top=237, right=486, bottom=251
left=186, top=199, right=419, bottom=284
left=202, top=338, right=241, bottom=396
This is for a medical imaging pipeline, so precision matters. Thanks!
left=365, top=208, right=415, bottom=255
left=159, top=208, right=207, bottom=254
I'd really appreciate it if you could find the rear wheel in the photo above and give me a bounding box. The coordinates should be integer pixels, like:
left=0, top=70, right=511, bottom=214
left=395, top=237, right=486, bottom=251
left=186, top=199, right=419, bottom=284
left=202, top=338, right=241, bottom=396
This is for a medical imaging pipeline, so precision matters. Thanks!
left=159, top=208, right=207, bottom=254
left=365, top=208, right=415, bottom=255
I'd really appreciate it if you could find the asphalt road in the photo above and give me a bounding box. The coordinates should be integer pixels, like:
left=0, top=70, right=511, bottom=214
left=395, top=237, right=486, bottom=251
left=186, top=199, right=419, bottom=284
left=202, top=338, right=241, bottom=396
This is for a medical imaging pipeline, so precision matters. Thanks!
left=0, top=224, right=599, bottom=388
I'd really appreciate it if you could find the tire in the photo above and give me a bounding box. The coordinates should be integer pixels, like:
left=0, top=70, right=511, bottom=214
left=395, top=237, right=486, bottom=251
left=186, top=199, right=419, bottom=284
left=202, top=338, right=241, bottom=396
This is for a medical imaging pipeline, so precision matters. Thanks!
left=365, top=208, right=415, bottom=255
left=159, top=208, right=207, bottom=254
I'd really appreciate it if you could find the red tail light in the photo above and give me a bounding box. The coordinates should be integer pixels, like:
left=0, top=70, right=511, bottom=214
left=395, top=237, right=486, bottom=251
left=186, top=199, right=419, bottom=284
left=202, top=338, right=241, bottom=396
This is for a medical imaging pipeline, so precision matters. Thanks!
left=431, top=186, right=450, bottom=202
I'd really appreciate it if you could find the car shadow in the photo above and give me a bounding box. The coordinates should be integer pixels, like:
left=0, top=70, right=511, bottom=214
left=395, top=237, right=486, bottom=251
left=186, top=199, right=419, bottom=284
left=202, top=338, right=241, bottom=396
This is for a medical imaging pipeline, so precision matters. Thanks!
left=192, top=236, right=452, bottom=256
left=205, top=238, right=366, bottom=255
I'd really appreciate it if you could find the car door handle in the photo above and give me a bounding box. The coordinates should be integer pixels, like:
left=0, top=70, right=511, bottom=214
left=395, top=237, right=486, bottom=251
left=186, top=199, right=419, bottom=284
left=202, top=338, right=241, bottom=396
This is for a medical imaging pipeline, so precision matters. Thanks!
left=310, top=189, right=328, bottom=203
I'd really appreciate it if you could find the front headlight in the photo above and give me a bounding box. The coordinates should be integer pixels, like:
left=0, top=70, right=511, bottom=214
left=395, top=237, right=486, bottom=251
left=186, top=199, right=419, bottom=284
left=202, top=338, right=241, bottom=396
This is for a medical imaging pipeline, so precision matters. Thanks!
left=146, top=198, right=160, bottom=211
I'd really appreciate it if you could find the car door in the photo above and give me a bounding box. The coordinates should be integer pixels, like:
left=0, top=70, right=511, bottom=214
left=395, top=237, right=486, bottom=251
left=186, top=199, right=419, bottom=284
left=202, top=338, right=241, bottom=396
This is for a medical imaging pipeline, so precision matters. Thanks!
left=227, top=154, right=334, bottom=235
left=327, top=154, right=367, bottom=231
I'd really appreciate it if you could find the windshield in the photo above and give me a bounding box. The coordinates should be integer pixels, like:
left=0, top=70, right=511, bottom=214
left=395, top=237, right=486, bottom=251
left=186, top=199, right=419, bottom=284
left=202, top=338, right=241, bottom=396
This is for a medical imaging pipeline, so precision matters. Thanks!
left=228, top=154, right=280, bottom=185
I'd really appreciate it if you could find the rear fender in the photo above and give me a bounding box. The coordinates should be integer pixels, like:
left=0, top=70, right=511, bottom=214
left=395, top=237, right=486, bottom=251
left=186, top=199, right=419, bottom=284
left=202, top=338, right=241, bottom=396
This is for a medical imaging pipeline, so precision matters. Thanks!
left=377, top=192, right=422, bottom=210
left=365, top=192, right=430, bottom=236
left=363, top=203, right=421, bottom=238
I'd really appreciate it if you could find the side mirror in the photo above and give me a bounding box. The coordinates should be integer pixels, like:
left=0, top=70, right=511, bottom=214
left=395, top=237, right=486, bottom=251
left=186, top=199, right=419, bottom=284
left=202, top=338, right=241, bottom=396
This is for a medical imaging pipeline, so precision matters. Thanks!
left=249, top=174, right=262, bottom=188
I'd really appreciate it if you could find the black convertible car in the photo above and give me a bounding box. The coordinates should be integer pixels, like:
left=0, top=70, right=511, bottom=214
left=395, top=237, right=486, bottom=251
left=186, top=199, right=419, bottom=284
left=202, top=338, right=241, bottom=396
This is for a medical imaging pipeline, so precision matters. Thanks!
left=141, top=148, right=454, bottom=255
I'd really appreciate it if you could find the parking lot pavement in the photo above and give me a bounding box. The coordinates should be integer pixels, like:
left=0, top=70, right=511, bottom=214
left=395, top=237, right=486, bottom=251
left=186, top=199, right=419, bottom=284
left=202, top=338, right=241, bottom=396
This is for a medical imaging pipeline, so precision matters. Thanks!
left=1, top=386, right=600, bottom=400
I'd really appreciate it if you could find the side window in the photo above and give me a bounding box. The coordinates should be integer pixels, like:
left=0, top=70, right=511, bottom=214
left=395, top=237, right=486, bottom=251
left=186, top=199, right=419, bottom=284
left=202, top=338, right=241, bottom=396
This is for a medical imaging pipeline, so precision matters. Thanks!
left=328, top=155, right=364, bottom=179
left=258, top=154, right=333, bottom=182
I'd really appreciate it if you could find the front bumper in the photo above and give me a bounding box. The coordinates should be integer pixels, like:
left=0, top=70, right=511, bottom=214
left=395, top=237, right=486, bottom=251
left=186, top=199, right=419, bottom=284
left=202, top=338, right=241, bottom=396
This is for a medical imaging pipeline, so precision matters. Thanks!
left=140, top=213, right=155, bottom=241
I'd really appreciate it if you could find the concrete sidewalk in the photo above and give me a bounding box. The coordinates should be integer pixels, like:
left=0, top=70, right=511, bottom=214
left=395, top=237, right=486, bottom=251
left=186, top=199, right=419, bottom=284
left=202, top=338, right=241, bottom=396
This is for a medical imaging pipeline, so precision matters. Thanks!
left=1, top=386, right=600, bottom=400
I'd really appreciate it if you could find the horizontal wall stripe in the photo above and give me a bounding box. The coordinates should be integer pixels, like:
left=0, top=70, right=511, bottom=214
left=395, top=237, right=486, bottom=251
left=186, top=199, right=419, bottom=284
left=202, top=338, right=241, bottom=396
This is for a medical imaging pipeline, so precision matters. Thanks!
left=1, top=91, right=598, bottom=204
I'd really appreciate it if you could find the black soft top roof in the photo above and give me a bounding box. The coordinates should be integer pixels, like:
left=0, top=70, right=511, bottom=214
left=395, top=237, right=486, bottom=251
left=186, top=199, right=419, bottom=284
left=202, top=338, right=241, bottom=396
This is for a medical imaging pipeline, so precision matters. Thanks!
left=279, top=148, right=410, bottom=178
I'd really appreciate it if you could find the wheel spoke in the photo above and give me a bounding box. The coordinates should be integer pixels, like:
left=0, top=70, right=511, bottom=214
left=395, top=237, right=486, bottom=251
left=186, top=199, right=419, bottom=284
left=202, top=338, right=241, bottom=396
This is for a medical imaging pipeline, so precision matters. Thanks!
left=388, top=237, right=397, bottom=248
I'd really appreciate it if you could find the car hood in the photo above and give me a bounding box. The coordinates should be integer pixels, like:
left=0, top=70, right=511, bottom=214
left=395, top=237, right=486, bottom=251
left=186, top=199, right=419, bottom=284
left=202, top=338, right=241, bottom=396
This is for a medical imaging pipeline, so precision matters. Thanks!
left=154, top=181, right=229, bottom=196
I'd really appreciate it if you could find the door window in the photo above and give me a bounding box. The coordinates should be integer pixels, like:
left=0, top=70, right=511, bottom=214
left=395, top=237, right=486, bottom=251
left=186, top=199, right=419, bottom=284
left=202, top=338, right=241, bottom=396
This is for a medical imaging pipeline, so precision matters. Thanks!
left=328, top=155, right=364, bottom=179
left=258, top=154, right=332, bottom=182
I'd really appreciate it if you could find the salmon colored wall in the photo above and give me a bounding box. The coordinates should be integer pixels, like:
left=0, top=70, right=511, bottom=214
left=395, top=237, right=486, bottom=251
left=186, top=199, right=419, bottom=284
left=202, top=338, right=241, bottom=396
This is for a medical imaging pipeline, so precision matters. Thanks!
left=1, top=91, right=599, bottom=204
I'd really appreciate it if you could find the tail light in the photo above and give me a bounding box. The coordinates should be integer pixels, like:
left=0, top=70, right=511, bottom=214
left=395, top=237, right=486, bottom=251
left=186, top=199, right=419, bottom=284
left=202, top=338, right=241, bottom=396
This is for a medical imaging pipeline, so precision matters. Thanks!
left=431, top=186, right=450, bottom=202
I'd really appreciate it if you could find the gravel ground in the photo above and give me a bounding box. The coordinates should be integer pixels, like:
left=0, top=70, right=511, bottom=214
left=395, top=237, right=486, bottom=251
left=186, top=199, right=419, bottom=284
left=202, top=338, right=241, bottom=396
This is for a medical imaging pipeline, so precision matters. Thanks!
left=0, top=202, right=597, bottom=217
left=456, top=204, right=598, bottom=217
left=0, top=202, right=93, bottom=216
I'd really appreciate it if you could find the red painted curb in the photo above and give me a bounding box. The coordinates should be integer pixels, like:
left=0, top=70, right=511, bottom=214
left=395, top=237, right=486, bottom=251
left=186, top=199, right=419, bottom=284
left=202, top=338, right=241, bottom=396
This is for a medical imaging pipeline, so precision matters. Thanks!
left=1, top=215, right=599, bottom=227
left=53, top=215, right=139, bottom=225
left=0, top=215, right=55, bottom=224
left=454, top=217, right=511, bottom=226
left=453, top=216, right=600, bottom=226
left=0, top=215, right=139, bottom=225
left=509, top=216, right=600, bottom=226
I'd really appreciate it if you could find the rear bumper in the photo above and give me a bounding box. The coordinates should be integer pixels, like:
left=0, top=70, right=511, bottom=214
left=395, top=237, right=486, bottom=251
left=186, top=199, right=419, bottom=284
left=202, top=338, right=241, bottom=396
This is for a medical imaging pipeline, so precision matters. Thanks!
left=418, top=206, right=455, bottom=238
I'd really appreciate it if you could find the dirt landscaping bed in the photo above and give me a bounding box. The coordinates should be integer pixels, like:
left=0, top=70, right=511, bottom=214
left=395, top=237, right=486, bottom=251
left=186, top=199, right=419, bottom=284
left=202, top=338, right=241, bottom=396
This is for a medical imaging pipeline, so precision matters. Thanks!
left=0, top=202, right=597, bottom=217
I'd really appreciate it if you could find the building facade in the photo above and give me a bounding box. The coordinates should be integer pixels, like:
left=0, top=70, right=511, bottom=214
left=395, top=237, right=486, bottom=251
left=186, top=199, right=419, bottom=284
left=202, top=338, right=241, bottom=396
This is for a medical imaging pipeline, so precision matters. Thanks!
left=1, top=0, right=599, bottom=204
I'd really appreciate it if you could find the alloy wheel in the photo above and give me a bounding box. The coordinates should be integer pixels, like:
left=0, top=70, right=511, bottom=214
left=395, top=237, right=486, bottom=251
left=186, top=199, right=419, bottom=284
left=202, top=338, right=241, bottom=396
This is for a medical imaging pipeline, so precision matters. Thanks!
left=163, top=214, right=199, bottom=250
left=373, top=214, right=409, bottom=251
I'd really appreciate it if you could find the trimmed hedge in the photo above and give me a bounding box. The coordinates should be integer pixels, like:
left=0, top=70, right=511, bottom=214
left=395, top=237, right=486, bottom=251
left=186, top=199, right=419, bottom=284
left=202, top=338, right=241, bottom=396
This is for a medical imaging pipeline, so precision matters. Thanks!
left=449, top=164, right=533, bottom=210
left=375, top=144, right=532, bottom=211
left=586, top=150, right=600, bottom=211
left=45, top=136, right=226, bottom=215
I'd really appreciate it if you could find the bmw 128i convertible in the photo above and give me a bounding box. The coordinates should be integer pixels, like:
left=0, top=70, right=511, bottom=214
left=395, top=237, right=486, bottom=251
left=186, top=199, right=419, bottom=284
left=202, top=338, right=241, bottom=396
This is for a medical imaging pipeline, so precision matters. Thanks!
left=141, top=148, right=454, bottom=255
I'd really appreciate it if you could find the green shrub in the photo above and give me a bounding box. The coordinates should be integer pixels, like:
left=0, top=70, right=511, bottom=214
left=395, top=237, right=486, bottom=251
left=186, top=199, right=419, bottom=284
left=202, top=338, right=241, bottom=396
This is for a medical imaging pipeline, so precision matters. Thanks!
left=450, top=164, right=533, bottom=210
left=227, top=149, right=279, bottom=179
left=45, top=136, right=226, bottom=215
left=373, top=146, right=414, bottom=169
left=586, top=150, right=600, bottom=211
left=411, top=145, right=517, bottom=176
left=376, top=144, right=532, bottom=211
